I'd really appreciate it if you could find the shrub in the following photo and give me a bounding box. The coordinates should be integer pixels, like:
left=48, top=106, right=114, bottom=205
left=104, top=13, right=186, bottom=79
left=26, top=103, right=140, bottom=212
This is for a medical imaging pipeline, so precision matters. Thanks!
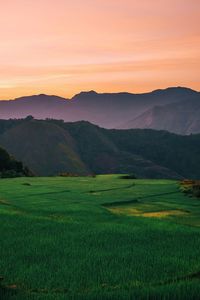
left=180, top=180, right=200, bottom=198
left=119, top=174, right=137, bottom=179
left=59, top=172, right=79, bottom=177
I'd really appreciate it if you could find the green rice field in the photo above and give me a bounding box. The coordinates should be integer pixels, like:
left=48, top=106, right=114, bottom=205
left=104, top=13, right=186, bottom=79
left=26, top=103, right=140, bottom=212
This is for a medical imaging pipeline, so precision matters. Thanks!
left=0, top=175, right=200, bottom=299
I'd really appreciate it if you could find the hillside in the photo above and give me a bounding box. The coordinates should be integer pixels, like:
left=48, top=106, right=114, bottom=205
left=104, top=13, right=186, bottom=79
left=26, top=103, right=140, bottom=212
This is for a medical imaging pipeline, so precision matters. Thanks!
left=0, top=87, right=199, bottom=132
left=0, top=146, right=30, bottom=177
left=0, top=118, right=200, bottom=178
left=63, top=121, right=181, bottom=179
left=0, top=119, right=88, bottom=176
left=122, top=97, right=200, bottom=134
left=107, top=129, right=200, bottom=179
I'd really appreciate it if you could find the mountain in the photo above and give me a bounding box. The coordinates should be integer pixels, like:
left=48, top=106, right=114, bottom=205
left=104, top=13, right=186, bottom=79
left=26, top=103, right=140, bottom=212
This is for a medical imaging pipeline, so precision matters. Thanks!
left=121, top=96, right=200, bottom=134
left=0, top=87, right=199, bottom=132
left=0, top=94, right=71, bottom=120
left=0, top=118, right=200, bottom=179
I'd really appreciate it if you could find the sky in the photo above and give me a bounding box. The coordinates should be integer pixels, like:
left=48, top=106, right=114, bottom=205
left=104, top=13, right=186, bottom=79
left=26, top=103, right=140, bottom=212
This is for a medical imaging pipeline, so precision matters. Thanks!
left=0, top=0, right=200, bottom=99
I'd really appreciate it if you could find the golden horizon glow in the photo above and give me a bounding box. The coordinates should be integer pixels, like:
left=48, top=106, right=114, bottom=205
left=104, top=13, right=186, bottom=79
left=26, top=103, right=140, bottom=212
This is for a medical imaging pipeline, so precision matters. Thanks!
left=0, top=0, right=200, bottom=99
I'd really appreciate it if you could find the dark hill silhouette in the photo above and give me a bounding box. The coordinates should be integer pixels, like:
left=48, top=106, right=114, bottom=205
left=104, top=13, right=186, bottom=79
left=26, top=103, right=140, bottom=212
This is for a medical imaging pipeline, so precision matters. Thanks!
left=0, top=145, right=31, bottom=177
left=0, top=118, right=200, bottom=178
left=0, top=87, right=199, bottom=132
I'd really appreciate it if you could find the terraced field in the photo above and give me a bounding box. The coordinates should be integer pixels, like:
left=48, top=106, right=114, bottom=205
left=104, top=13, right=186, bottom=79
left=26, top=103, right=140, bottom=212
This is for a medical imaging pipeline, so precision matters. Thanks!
left=0, top=175, right=200, bottom=299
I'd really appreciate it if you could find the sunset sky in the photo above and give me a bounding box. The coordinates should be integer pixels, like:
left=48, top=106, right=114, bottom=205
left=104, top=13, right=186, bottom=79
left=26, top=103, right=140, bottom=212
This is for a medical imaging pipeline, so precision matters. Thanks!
left=0, top=0, right=200, bottom=99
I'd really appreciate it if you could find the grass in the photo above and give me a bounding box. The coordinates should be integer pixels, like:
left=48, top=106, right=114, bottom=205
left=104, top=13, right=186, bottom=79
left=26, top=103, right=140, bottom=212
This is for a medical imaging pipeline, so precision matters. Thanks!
left=0, top=175, right=200, bottom=299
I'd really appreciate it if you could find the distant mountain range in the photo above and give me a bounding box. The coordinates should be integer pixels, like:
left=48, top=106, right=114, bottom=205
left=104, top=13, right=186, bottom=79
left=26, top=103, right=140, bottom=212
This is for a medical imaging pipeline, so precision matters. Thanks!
left=0, top=118, right=200, bottom=179
left=121, top=96, right=200, bottom=134
left=0, top=87, right=199, bottom=134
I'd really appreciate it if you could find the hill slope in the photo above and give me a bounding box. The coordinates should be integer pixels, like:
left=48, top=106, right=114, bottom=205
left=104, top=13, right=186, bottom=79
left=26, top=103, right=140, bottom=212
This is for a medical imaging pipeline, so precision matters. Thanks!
left=64, top=121, right=181, bottom=179
left=0, top=118, right=199, bottom=178
left=122, top=97, right=200, bottom=134
left=0, top=120, right=88, bottom=176
left=0, top=146, right=30, bottom=177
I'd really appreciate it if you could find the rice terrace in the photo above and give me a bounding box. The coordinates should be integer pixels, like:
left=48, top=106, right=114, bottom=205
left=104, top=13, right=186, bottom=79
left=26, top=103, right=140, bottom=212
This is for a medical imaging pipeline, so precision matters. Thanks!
left=1, top=175, right=200, bottom=299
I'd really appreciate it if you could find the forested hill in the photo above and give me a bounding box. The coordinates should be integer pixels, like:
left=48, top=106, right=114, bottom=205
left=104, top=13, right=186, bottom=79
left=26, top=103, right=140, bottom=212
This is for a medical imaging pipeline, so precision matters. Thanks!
left=0, top=118, right=199, bottom=179
left=0, top=146, right=31, bottom=178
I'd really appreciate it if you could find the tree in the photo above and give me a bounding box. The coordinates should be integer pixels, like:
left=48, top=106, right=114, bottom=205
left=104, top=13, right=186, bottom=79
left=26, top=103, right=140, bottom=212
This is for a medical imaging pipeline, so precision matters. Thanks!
left=25, top=115, right=34, bottom=121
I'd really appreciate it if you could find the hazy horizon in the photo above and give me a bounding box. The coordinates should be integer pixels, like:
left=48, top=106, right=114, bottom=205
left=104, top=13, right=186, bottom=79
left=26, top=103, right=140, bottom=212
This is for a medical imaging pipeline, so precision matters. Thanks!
left=0, top=85, right=198, bottom=101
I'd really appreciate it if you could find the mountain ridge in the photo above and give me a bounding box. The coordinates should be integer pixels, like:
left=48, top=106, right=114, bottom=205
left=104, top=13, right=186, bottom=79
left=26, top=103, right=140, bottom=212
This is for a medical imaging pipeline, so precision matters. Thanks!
left=0, top=86, right=199, bottom=133
left=3, top=86, right=198, bottom=102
